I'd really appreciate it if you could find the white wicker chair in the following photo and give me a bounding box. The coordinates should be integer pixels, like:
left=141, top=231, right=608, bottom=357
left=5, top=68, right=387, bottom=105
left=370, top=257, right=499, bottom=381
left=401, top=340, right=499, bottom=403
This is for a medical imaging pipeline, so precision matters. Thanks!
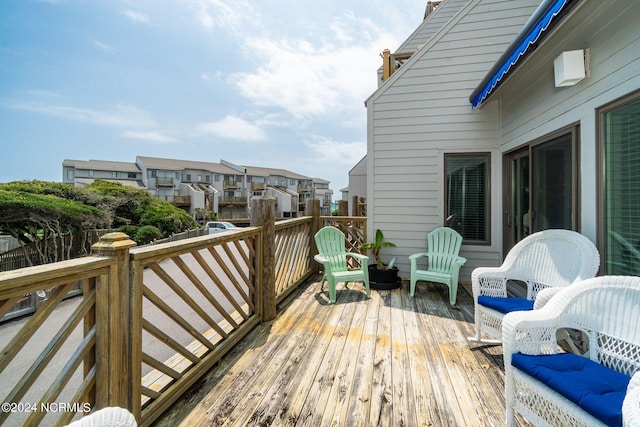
left=64, top=407, right=137, bottom=427
left=624, top=372, right=640, bottom=427
left=468, top=229, right=600, bottom=344
left=503, top=276, right=640, bottom=427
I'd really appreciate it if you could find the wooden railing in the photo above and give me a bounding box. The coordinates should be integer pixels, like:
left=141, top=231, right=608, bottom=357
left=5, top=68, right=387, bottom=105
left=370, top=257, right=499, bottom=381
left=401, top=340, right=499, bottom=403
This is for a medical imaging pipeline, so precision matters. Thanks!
left=219, top=196, right=248, bottom=205
left=0, top=199, right=364, bottom=426
left=141, top=227, right=207, bottom=247
left=322, top=216, right=367, bottom=254
left=0, top=229, right=110, bottom=273
left=274, top=217, right=313, bottom=302
left=129, top=228, right=262, bottom=425
left=0, top=256, right=117, bottom=427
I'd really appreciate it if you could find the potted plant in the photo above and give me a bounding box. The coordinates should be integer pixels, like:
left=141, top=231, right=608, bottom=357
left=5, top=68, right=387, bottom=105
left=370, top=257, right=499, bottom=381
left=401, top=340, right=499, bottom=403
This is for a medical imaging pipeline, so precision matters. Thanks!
left=360, top=229, right=401, bottom=289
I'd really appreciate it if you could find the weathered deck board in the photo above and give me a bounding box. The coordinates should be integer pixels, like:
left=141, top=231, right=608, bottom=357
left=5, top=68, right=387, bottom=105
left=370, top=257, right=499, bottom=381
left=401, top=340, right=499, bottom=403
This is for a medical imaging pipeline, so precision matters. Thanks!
left=155, top=278, right=531, bottom=427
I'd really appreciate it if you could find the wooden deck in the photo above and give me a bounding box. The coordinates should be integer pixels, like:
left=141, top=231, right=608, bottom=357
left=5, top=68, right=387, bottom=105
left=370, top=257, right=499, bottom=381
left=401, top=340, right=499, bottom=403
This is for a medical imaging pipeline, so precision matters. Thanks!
left=154, top=277, right=531, bottom=427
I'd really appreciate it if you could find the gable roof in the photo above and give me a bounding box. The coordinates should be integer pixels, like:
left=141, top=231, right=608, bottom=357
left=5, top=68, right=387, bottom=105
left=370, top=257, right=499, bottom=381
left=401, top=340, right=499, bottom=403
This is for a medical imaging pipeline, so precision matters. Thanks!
left=366, top=0, right=474, bottom=105
left=349, top=156, right=367, bottom=176
left=135, top=156, right=238, bottom=174
left=62, top=159, right=140, bottom=173
left=394, top=0, right=469, bottom=54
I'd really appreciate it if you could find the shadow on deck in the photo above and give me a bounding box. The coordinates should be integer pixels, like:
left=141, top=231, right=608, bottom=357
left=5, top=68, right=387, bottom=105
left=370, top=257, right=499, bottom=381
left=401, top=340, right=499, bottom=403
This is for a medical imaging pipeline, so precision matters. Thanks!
left=153, top=277, right=530, bottom=426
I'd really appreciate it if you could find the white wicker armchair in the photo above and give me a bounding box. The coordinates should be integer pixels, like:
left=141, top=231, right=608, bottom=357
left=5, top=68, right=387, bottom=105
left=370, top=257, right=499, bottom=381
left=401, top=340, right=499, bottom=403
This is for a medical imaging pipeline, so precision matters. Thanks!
left=624, top=372, right=640, bottom=427
left=468, top=229, right=600, bottom=344
left=503, top=276, right=640, bottom=427
left=64, top=407, right=137, bottom=427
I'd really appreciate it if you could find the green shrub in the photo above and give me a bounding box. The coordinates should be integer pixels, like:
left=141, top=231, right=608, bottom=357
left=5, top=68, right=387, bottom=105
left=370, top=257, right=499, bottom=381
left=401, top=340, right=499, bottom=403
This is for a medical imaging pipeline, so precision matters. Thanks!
left=118, top=225, right=139, bottom=240
left=134, top=225, right=161, bottom=245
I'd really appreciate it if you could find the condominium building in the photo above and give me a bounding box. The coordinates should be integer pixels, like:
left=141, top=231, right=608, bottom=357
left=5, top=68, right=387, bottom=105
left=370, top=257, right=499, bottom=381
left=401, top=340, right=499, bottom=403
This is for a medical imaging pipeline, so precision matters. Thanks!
left=62, top=156, right=333, bottom=219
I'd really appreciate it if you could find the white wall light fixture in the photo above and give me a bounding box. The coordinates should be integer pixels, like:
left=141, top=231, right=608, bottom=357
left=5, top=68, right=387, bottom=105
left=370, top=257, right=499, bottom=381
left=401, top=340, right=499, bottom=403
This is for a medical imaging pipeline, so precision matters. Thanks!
left=554, top=49, right=586, bottom=87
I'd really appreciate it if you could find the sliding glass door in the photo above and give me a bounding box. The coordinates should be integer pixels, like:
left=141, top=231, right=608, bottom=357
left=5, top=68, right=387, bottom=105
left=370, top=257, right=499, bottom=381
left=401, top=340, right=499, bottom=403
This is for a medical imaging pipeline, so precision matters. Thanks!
left=503, top=129, right=579, bottom=254
left=600, top=93, right=640, bottom=275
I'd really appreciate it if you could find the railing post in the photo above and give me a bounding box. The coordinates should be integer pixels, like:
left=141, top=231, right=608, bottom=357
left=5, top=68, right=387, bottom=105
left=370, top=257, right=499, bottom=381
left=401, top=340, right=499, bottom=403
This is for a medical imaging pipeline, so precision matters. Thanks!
left=306, top=199, right=321, bottom=275
left=338, top=200, right=348, bottom=216
left=250, top=197, right=276, bottom=321
left=91, top=232, right=136, bottom=410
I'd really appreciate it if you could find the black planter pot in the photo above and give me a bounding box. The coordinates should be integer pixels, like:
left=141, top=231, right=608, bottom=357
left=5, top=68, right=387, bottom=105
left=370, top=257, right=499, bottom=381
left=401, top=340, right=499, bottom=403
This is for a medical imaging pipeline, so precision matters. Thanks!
left=368, top=265, right=401, bottom=290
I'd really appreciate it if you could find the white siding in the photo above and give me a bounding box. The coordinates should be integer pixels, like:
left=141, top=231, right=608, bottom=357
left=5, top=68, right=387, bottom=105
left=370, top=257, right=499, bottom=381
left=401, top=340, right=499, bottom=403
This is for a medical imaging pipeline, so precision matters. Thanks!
left=367, top=0, right=540, bottom=280
left=396, top=0, right=470, bottom=53
left=494, top=0, right=640, bottom=244
left=348, top=156, right=367, bottom=215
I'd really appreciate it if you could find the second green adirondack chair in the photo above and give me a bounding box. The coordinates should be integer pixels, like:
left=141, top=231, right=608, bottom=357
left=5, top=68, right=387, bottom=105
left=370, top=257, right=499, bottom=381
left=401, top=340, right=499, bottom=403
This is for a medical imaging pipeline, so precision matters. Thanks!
left=409, top=227, right=466, bottom=305
left=314, top=226, right=370, bottom=304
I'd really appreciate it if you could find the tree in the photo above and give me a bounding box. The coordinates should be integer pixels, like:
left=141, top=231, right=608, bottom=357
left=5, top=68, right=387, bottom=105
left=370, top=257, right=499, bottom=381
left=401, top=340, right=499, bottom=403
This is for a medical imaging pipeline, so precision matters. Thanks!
left=87, top=179, right=150, bottom=227
left=0, top=179, right=198, bottom=265
left=139, top=198, right=197, bottom=236
left=0, top=185, right=108, bottom=265
left=87, top=180, right=197, bottom=235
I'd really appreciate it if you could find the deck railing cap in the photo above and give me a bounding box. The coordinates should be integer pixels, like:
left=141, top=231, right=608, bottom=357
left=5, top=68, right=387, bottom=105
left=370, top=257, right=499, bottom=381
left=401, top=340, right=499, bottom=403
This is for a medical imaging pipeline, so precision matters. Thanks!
left=91, top=232, right=137, bottom=254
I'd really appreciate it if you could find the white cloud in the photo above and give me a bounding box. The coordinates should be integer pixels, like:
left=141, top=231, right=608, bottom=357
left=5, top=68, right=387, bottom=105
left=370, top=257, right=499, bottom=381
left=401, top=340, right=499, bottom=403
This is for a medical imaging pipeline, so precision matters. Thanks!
left=122, top=131, right=176, bottom=143
left=191, top=0, right=257, bottom=32
left=123, top=10, right=149, bottom=23
left=7, top=101, right=157, bottom=129
left=196, top=115, right=266, bottom=141
left=90, top=39, right=118, bottom=53
left=305, top=137, right=366, bottom=166
left=232, top=14, right=400, bottom=123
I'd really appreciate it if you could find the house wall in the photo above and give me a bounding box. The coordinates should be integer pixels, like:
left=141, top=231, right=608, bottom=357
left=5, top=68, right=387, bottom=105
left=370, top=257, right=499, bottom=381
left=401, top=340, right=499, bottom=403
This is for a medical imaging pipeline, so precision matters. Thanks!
left=348, top=157, right=367, bottom=215
left=396, top=0, right=469, bottom=53
left=367, top=0, right=540, bottom=281
left=493, top=0, right=640, bottom=245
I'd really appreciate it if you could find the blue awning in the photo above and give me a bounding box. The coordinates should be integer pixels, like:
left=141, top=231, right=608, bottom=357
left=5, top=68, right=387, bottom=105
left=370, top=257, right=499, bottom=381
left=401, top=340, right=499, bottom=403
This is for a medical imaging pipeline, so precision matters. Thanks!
left=469, top=0, right=577, bottom=109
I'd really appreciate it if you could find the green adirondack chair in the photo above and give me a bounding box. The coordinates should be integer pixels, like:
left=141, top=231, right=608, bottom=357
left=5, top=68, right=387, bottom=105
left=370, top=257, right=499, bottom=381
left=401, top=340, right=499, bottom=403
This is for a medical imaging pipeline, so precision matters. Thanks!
left=314, top=226, right=370, bottom=304
left=409, top=227, right=466, bottom=305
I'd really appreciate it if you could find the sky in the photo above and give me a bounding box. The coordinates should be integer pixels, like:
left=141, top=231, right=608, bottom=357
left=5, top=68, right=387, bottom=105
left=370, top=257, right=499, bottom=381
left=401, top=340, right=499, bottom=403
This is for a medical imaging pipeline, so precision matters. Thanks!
left=0, top=0, right=426, bottom=196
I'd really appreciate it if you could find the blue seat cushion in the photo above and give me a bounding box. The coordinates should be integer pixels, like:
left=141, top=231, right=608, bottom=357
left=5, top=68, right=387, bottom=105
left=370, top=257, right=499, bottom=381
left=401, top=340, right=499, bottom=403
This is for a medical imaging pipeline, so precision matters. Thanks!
left=512, top=353, right=631, bottom=427
left=477, top=296, right=534, bottom=314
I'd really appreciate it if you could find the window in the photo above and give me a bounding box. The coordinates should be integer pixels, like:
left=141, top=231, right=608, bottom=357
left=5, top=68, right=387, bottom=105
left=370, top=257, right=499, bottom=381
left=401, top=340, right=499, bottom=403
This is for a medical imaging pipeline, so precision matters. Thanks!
left=112, top=171, right=119, bottom=178
left=198, top=175, right=202, bottom=182
left=206, top=175, right=210, bottom=183
left=599, top=91, right=640, bottom=275
left=148, top=170, right=157, bottom=178
left=444, top=153, right=490, bottom=243
left=215, top=175, right=221, bottom=182
left=88, top=170, right=94, bottom=177
left=66, top=169, right=74, bottom=180
left=128, top=172, right=137, bottom=179
left=186, top=174, right=191, bottom=181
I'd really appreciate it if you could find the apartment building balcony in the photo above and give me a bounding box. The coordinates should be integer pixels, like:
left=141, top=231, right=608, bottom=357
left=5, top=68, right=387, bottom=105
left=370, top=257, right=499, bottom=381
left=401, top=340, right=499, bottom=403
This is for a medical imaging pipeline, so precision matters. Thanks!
left=155, top=177, right=175, bottom=187
left=297, top=184, right=312, bottom=193
left=251, top=182, right=266, bottom=191
left=218, top=196, right=248, bottom=205
left=172, top=195, right=191, bottom=207
left=223, top=181, right=240, bottom=190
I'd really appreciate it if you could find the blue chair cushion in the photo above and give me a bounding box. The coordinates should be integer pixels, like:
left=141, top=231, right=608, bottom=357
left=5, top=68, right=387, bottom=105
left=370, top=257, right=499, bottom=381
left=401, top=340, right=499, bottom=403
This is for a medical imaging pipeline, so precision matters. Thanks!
left=512, top=353, right=631, bottom=427
left=477, top=296, right=534, bottom=314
